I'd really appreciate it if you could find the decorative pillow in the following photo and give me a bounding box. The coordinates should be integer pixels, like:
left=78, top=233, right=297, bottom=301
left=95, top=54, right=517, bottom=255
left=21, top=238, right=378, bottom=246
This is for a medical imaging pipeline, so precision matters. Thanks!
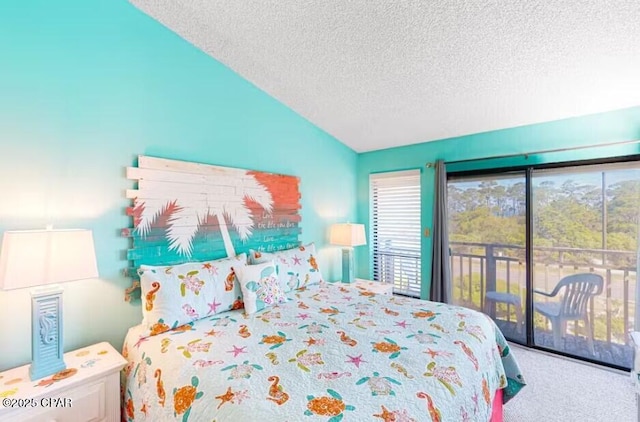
left=248, top=243, right=324, bottom=292
left=138, top=253, right=247, bottom=336
left=236, top=261, right=287, bottom=315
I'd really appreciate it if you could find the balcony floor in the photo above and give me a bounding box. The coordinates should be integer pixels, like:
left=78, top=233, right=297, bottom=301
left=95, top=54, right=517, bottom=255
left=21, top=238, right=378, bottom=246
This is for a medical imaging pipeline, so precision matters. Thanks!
left=495, top=320, right=633, bottom=369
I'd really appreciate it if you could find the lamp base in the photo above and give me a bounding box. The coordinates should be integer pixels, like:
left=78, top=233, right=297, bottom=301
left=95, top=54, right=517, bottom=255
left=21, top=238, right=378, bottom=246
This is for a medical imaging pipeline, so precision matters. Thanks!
left=341, top=248, right=355, bottom=283
left=30, top=286, right=66, bottom=381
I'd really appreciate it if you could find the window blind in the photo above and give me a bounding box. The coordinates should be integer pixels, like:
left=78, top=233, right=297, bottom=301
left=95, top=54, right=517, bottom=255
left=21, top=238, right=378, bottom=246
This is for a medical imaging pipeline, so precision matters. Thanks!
left=370, top=170, right=421, bottom=297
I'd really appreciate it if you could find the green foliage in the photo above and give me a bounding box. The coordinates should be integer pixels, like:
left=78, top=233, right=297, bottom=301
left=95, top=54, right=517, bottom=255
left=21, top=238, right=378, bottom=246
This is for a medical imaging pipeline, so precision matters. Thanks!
left=448, top=177, right=640, bottom=264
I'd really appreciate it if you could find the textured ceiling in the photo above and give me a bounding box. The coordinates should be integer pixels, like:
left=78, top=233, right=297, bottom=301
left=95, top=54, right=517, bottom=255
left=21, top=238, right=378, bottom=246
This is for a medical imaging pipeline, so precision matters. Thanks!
left=130, top=0, right=640, bottom=153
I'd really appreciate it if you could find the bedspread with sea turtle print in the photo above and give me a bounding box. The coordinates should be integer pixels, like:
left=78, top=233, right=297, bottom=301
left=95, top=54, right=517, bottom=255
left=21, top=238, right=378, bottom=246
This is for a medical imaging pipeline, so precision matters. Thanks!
left=122, top=281, right=525, bottom=422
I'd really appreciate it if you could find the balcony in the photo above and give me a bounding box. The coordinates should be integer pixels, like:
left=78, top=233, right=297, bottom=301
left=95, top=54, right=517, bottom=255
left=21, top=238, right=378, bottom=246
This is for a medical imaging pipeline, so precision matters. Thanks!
left=450, top=241, right=636, bottom=369
left=373, top=246, right=421, bottom=297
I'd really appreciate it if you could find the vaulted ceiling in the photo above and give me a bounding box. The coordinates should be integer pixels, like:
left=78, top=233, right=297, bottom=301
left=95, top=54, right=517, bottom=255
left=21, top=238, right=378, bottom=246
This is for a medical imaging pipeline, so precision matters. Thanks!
left=130, top=0, right=640, bottom=153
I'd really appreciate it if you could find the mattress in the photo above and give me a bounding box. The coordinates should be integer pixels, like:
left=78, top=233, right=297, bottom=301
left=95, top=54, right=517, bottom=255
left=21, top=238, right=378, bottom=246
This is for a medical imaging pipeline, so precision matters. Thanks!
left=122, top=281, right=524, bottom=421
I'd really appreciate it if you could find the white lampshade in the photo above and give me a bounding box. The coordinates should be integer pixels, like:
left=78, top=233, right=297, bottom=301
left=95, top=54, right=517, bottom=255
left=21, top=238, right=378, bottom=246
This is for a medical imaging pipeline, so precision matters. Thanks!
left=0, top=228, right=98, bottom=290
left=330, top=223, right=366, bottom=247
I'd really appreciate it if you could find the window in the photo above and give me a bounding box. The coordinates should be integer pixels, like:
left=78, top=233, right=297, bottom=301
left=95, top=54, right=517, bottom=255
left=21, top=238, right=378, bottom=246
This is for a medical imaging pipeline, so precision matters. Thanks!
left=370, top=170, right=421, bottom=297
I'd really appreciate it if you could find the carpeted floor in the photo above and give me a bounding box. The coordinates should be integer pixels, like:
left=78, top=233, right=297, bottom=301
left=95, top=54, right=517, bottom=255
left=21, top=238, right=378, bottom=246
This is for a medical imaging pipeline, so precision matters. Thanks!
left=504, top=344, right=635, bottom=422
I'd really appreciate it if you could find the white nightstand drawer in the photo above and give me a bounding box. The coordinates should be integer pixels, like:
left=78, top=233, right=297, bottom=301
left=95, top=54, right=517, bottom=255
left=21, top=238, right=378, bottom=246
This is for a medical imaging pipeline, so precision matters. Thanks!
left=354, top=279, right=394, bottom=295
left=20, top=380, right=105, bottom=422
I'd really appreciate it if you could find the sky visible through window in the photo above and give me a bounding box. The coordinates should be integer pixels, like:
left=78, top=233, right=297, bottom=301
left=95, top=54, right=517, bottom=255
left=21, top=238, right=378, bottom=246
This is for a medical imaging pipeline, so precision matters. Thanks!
left=452, top=167, right=640, bottom=191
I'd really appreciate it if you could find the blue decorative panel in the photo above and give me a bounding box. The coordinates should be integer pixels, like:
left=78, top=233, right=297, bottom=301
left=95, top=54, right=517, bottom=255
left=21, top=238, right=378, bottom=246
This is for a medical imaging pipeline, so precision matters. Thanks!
left=30, top=289, right=65, bottom=380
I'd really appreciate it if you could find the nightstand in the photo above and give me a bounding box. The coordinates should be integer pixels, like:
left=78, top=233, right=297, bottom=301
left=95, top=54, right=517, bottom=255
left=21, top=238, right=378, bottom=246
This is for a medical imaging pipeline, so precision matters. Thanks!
left=0, top=342, right=126, bottom=422
left=354, top=278, right=394, bottom=295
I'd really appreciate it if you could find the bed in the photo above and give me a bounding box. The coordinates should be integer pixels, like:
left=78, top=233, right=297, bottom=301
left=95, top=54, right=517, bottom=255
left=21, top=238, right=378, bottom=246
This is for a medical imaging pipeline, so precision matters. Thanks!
left=121, top=256, right=525, bottom=421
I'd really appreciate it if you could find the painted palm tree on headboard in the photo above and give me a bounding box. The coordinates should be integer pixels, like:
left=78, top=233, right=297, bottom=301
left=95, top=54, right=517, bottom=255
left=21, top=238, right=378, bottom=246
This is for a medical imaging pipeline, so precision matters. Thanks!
left=133, top=157, right=274, bottom=258
left=165, top=172, right=273, bottom=257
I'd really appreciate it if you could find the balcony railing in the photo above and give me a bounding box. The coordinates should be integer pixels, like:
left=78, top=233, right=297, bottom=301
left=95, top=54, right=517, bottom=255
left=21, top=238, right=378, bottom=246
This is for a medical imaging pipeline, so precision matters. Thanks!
left=373, top=246, right=421, bottom=297
left=373, top=241, right=636, bottom=367
left=450, top=241, right=636, bottom=367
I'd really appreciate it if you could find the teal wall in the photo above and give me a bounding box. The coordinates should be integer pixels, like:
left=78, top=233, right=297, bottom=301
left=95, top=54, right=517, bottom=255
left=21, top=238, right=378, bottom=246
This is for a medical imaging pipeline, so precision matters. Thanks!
left=0, top=0, right=357, bottom=371
left=357, top=106, right=640, bottom=299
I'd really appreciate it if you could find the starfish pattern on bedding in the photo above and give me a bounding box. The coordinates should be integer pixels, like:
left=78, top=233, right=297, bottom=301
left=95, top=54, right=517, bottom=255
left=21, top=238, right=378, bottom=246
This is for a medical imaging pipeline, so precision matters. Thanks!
left=205, top=329, right=222, bottom=337
left=227, top=345, right=248, bottom=358
left=346, top=354, right=367, bottom=368
left=134, top=336, right=149, bottom=349
left=140, top=400, right=149, bottom=417
left=215, top=387, right=236, bottom=409
left=304, top=337, right=318, bottom=347
left=201, top=263, right=216, bottom=274
left=373, top=405, right=395, bottom=421
left=395, top=320, right=410, bottom=329
left=208, top=299, right=222, bottom=314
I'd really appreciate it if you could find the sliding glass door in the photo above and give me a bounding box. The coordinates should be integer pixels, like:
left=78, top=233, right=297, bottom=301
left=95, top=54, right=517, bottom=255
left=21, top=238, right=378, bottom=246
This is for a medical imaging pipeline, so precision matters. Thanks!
left=532, top=164, right=640, bottom=367
left=448, top=173, right=527, bottom=344
left=448, top=161, right=640, bottom=369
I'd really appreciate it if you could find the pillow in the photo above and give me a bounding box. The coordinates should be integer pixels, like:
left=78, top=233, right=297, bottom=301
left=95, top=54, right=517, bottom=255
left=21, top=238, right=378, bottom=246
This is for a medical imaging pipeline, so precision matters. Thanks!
left=248, top=243, right=324, bottom=292
left=138, top=253, right=247, bottom=336
left=236, top=261, right=287, bottom=315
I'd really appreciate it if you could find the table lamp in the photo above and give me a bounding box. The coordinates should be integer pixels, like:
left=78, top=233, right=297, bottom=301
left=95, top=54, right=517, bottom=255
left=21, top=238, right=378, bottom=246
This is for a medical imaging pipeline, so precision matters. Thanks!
left=330, top=223, right=366, bottom=283
left=0, top=228, right=98, bottom=380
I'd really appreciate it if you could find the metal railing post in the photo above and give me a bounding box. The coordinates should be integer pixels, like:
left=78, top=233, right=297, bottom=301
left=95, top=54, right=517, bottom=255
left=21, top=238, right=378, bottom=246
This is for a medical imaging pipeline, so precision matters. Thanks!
left=486, top=245, right=496, bottom=318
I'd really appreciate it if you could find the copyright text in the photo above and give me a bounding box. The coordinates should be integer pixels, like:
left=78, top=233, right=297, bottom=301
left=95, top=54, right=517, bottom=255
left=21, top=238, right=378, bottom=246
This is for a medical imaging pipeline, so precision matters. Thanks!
left=2, top=397, right=72, bottom=408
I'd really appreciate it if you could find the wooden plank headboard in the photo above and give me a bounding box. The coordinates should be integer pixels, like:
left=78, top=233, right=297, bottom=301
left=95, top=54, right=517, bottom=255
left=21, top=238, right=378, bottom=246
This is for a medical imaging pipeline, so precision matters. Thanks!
left=123, top=155, right=301, bottom=301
